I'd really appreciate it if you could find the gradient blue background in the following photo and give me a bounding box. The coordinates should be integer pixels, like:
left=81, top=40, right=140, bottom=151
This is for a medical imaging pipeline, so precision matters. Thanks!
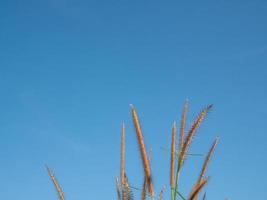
left=1, top=1, right=267, bottom=199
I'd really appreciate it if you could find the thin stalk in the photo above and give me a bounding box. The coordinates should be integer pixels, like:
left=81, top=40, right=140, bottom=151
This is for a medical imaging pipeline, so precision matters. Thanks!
left=173, top=161, right=182, bottom=200
left=176, top=190, right=186, bottom=200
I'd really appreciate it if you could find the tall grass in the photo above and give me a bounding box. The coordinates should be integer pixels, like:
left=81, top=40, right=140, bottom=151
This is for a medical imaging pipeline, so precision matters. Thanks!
left=115, top=102, right=219, bottom=200
left=46, top=102, right=219, bottom=200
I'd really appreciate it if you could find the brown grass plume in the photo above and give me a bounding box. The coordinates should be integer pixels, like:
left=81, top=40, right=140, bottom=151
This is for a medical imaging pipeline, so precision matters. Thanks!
left=188, top=178, right=208, bottom=200
left=131, top=105, right=154, bottom=197
left=197, top=137, right=219, bottom=184
left=46, top=166, right=65, bottom=200
left=179, top=104, right=213, bottom=168
left=179, top=100, right=188, bottom=153
left=170, top=121, right=176, bottom=187
left=120, top=123, right=125, bottom=187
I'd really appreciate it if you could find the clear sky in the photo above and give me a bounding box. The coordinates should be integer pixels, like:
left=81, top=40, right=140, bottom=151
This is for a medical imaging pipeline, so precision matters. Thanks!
left=0, top=1, right=267, bottom=200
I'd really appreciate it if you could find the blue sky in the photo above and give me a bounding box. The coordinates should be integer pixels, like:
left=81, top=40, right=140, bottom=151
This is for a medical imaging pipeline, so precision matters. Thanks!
left=0, top=0, right=267, bottom=199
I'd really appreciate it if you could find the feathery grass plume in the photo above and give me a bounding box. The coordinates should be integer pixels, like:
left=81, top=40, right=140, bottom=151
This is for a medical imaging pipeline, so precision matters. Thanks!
left=116, top=176, right=122, bottom=200
left=170, top=121, right=176, bottom=187
left=120, top=123, right=125, bottom=187
left=141, top=178, right=147, bottom=200
left=188, top=178, right=208, bottom=200
left=197, top=137, right=219, bottom=184
left=46, top=166, right=65, bottom=200
left=158, top=187, right=165, bottom=200
left=179, top=100, right=188, bottom=153
left=178, top=104, right=213, bottom=168
left=174, top=104, right=212, bottom=200
left=130, top=105, right=154, bottom=197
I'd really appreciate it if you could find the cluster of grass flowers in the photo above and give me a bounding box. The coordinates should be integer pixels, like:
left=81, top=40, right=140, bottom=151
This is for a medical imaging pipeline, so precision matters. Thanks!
left=115, top=102, right=219, bottom=200
left=46, top=102, right=219, bottom=200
